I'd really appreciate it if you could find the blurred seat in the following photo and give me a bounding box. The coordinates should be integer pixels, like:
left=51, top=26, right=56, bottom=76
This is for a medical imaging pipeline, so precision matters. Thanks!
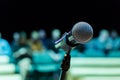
left=71, top=49, right=86, bottom=57
left=76, top=76, right=120, bottom=80
left=32, top=50, right=62, bottom=80
left=0, top=55, right=22, bottom=80
left=0, top=74, right=22, bottom=80
left=84, top=49, right=105, bottom=57
left=0, top=55, right=10, bottom=64
left=0, top=64, right=16, bottom=74
left=33, top=50, right=62, bottom=80
left=66, top=58, right=120, bottom=80
left=108, top=50, right=120, bottom=57
left=32, top=52, right=61, bottom=72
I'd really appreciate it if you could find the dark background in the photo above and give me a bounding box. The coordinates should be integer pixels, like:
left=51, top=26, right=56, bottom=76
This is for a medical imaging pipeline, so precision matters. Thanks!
left=0, top=0, right=120, bottom=42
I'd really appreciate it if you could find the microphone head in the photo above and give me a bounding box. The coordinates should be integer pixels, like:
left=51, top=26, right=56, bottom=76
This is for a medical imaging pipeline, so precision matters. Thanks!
left=72, top=21, right=93, bottom=44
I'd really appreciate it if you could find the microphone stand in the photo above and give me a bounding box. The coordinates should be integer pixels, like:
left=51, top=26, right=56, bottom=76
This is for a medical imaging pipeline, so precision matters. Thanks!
left=59, top=48, right=71, bottom=80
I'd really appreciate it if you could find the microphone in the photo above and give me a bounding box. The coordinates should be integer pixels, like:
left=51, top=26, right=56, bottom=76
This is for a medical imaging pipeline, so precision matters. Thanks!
left=55, top=21, right=93, bottom=51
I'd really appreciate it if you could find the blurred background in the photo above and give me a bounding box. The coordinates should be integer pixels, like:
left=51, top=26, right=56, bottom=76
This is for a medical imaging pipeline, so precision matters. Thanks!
left=0, top=0, right=120, bottom=80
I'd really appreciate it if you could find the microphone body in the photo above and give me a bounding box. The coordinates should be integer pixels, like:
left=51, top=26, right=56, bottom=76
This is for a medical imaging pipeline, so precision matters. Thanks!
left=57, top=21, right=93, bottom=80
left=55, top=31, right=78, bottom=51
left=55, top=21, right=93, bottom=51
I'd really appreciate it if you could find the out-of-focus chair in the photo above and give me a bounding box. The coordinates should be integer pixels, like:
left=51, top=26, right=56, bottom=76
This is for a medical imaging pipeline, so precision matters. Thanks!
left=66, top=58, right=120, bottom=80
left=0, top=74, right=22, bottom=80
left=32, top=50, right=62, bottom=80
left=0, top=55, right=10, bottom=64
left=108, top=50, right=120, bottom=57
left=84, top=49, right=105, bottom=57
left=0, top=55, right=22, bottom=80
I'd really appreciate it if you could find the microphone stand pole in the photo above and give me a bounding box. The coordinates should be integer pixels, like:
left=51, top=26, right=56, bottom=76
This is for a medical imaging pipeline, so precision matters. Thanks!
left=59, top=48, right=71, bottom=80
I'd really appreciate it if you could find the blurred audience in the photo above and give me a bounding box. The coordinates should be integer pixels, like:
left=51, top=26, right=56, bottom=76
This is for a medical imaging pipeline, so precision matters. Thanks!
left=28, top=30, right=63, bottom=80
left=12, top=31, right=32, bottom=80
left=0, top=28, right=120, bottom=80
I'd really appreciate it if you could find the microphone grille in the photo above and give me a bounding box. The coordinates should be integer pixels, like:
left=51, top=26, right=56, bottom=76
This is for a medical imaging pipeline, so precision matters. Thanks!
left=72, top=21, right=93, bottom=44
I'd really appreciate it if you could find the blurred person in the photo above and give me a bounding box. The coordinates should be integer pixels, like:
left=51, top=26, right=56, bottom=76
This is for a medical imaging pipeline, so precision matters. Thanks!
left=49, top=28, right=65, bottom=63
left=109, top=30, right=120, bottom=50
left=84, top=29, right=111, bottom=57
left=51, top=28, right=61, bottom=41
left=108, top=30, right=120, bottom=57
left=95, top=29, right=110, bottom=50
left=38, top=29, right=48, bottom=49
left=50, top=28, right=65, bottom=79
left=11, top=32, right=20, bottom=53
left=31, top=29, right=64, bottom=80
left=28, top=30, right=45, bottom=53
left=13, top=31, right=32, bottom=80
left=39, top=29, right=46, bottom=39
left=47, top=28, right=62, bottom=53
left=0, top=32, right=12, bottom=57
left=10, top=32, right=20, bottom=63
left=94, top=29, right=111, bottom=56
